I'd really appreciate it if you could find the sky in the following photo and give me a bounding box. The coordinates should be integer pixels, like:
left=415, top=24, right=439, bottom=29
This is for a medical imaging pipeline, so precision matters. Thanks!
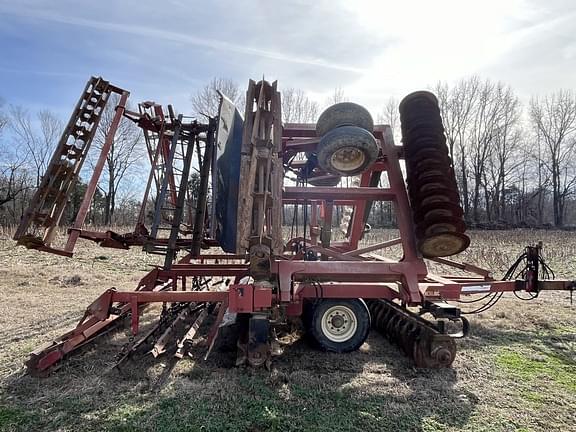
left=0, top=0, right=575, bottom=118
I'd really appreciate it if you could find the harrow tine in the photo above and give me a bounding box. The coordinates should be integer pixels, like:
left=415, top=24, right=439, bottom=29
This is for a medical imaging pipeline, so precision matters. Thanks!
left=113, top=302, right=208, bottom=371
left=175, top=308, right=209, bottom=359
left=204, top=300, right=228, bottom=361
left=152, top=304, right=197, bottom=358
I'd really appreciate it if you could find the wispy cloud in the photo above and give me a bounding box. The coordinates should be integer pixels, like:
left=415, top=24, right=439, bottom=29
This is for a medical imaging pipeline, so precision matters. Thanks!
left=0, top=65, right=85, bottom=79
left=0, top=7, right=367, bottom=74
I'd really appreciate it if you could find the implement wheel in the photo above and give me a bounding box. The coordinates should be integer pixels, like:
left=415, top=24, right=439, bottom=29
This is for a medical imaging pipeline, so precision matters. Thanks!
left=308, top=175, right=341, bottom=187
left=316, top=102, right=374, bottom=137
left=309, top=299, right=371, bottom=352
left=317, top=126, right=379, bottom=176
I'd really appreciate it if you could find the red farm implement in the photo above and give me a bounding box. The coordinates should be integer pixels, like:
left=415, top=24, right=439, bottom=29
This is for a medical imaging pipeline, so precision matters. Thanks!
left=13, top=76, right=576, bottom=375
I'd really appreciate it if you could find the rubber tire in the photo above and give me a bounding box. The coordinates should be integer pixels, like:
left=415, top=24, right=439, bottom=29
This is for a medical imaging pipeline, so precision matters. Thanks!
left=308, top=175, right=341, bottom=187
left=309, top=299, right=371, bottom=353
left=317, top=126, right=379, bottom=176
left=316, top=102, right=374, bottom=137
left=302, top=300, right=316, bottom=336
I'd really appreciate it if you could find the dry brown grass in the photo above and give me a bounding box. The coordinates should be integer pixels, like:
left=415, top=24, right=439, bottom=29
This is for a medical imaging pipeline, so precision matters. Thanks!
left=0, top=229, right=575, bottom=431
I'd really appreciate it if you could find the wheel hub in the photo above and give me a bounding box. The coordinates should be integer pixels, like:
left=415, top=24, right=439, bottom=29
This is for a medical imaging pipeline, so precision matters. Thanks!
left=321, top=305, right=358, bottom=342
left=331, top=315, right=345, bottom=328
left=330, top=147, right=365, bottom=172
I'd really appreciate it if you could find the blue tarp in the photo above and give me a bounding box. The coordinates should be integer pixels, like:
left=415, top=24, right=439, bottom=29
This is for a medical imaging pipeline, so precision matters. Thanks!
left=214, top=95, right=243, bottom=253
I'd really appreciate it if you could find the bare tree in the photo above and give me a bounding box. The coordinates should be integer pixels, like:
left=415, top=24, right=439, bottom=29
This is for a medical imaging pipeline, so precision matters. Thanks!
left=433, top=78, right=522, bottom=224
left=325, top=87, right=348, bottom=106
left=92, top=95, right=144, bottom=225
left=8, top=106, right=62, bottom=187
left=468, top=80, right=509, bottom=222
left=0, top=100, right=28, bottom=222
left=377, top=97, right=398, bottom=128
left=530, top=90, right=576, bottom=227
left=0, top=98, right=7, bottom=138
left=485, top=91, right=521, bottom=221
left=434, top=77, right=480, bottom=219
left=39, top=110, right=62, bottom=160
left=0, top=161, right=28, bottom=207
left=531, top=128, right=550, bottom=225
left=377, top=96, right=400, bottom=141
left=466, top=81, right=519, bottom=222
left=191, top=77, right=244, bottom=117
left=0, top=147, right=31, bottom=224
left=282, top=88, right=319, bottom=123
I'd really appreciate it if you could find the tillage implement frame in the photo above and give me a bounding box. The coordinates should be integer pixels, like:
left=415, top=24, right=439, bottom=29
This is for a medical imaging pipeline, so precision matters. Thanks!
left=13, top=76, right=576, bottom=375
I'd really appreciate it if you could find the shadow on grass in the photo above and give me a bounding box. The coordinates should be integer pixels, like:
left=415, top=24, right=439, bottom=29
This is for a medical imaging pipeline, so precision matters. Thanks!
left=0, top=325, right=478, bottom=432
left=16, top=308, right=575, bottom=431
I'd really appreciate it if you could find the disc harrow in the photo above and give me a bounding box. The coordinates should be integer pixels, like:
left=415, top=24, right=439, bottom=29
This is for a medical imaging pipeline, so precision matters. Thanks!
left=366, top=299, right=458, bottom=368
left=399, top=91, right=469, bottom=257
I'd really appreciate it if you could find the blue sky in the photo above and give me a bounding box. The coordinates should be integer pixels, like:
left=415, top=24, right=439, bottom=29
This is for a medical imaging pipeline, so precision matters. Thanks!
left=1, top=0, right=575, bottom=118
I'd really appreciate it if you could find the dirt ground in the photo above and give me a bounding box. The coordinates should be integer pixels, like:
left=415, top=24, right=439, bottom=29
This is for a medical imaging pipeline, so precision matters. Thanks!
left=0, top=228, right=575, bottom=432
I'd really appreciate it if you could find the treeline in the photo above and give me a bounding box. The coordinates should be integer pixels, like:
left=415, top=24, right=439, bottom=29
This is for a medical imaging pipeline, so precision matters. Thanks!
left=1, top=76, right=576, bottom=229
left=438, top=77, right=576, bottom=228
left=380, top=76, right=576, bottom=228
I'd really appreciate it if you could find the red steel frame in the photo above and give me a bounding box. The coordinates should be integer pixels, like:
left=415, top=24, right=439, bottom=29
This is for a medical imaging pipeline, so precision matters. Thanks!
left=13, top=79, right=129, bottom=257
left=25, top=114, right=576, bottom=373
left=64, top=92, right=130, bottom=253
left=65, top=101, right=186, bottom=251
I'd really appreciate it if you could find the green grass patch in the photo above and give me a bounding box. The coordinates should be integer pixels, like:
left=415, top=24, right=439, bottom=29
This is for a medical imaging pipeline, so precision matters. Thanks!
left=496, top=349, right=576, bottom=393
left=0, top=405, right=38, bottom=430
left=552, top=325, right=576, bottom=335
left=520, top=390, right=546, bottom=405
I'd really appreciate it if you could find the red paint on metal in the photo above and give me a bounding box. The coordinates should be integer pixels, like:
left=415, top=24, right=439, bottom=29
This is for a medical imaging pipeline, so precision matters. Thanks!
left=348, top=170, right=374, bottom=249
left=297, top=283, right=400, bottom=300
left=37, top=350, right=63, bottom=371
left=229, top=284, right=254, bottom=313
left=65, top=92, right=130, bottom=253
left=228, top=284, right=273, bottom=312
left=254, top=286, right=273, bottom=310
left=112, top=290, right=228, bottom=304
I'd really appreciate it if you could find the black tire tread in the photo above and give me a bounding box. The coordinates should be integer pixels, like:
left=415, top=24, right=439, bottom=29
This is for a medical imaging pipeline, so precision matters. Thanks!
left=309, top=298, right=371, bottom=353
left=316, top=102, right=374, bottom=137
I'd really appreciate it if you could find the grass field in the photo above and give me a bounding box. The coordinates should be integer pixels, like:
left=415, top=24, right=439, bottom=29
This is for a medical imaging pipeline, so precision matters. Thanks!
left=0, top=228, right=575, bottom=431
